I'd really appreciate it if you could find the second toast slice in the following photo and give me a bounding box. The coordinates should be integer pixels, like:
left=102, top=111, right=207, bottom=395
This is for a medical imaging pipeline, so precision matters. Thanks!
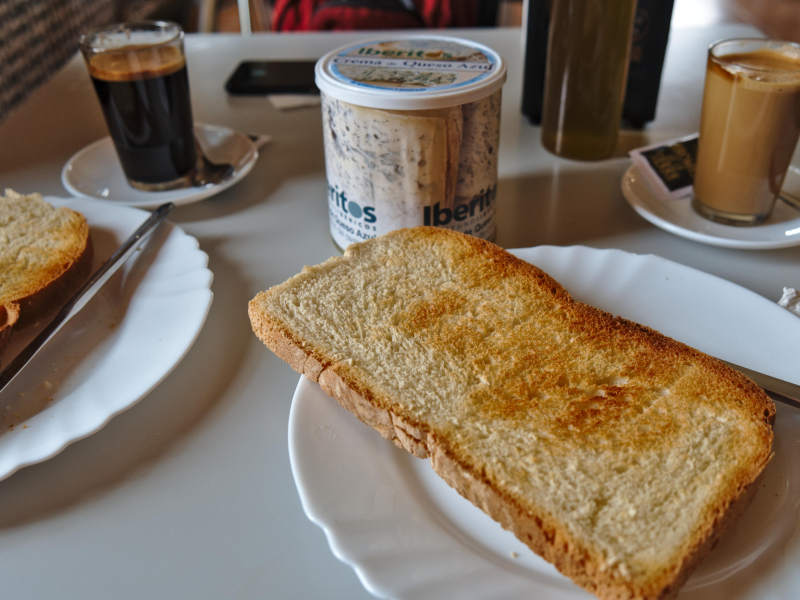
left=0, top=190, right=93, bottom=366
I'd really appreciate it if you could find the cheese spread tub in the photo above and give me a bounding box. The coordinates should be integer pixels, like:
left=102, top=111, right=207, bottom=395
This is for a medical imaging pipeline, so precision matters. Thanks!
left=316, top=36, right=507, bottom=249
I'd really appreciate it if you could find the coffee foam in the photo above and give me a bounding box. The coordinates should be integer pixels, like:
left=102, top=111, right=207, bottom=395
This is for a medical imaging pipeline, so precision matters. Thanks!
left=715, top=48, right=800, bottom=89
left=88, top=45, right=185, bottom=82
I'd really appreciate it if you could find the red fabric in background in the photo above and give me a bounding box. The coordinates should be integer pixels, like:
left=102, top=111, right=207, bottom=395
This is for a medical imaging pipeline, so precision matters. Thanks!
left=311, top=5, right=424, bottom=30
left=273, top=0, right=316, bottom=30
left=273, top=0, right=478, bottom=31
left=414, top=0, right=478, bottom=28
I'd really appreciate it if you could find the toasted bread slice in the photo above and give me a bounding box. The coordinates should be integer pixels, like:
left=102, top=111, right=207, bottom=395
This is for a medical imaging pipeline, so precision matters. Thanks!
left=0, top=190, right=93, bottom=366
left=0, top=304, right=20, bottom=365
left=248, top=227, right=775, bottom=600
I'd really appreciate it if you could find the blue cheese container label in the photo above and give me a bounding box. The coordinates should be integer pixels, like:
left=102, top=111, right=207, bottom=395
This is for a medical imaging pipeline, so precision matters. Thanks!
left=330, top=38, right=497, bottom=93
left=318, top=37, right=505, bottom=250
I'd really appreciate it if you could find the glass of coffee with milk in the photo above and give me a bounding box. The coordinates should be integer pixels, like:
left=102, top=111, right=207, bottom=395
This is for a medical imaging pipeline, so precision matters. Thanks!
left=80, top=22, right=197, bottom=191
left=692, top=39, right=800, bottom=226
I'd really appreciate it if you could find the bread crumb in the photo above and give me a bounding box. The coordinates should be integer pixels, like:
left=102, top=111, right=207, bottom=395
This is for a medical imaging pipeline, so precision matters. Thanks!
left=510, top=551, right=519, bottom=558
left=43, top=380, right=51, bottom=389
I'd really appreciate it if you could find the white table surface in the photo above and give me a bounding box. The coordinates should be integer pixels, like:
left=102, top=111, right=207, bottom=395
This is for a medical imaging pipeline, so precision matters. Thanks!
left=0, top=23, right=797, bottom=600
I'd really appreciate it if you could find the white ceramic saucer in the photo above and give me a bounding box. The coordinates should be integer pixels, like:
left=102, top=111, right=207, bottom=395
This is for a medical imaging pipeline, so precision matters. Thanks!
left=61, top=123, right=259, bottom=209
left=621, top=164, right=800, bottom=250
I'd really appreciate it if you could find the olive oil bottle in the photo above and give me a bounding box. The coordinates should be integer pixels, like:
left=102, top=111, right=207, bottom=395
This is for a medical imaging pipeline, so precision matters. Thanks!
left=540, top=0, right=638, bottom=160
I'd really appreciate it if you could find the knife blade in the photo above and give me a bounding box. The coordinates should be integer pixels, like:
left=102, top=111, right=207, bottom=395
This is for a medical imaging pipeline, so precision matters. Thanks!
left=0, top=202, right=174, bottom=394
left=719, top=359, right=800, bottom=411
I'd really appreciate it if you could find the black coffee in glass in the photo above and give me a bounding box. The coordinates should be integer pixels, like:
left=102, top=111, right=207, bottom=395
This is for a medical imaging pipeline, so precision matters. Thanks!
left=81, top=22, right=197, bottom=191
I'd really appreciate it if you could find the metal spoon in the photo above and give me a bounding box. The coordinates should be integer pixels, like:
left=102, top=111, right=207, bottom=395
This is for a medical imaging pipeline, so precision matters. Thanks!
left=779, top=192, right=800, bottom=211
left=190, top=137, right=235, bottom=187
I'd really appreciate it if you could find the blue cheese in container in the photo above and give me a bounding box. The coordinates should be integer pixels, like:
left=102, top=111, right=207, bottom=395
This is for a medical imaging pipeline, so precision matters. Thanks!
left=316, top=36, right=507, bottom=250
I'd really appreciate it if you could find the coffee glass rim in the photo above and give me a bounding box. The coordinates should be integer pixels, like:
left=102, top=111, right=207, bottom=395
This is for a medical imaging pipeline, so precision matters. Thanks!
left=708, top=37, right=800, bottom=74
left=79, top=20, right=183, bottom=55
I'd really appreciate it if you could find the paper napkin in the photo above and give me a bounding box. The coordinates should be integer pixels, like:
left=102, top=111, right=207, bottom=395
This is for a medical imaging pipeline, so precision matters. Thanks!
left=779, top=288, right=800, bottom=317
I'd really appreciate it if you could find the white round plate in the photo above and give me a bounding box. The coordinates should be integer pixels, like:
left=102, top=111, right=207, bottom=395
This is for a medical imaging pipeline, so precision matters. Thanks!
left=289, top=245, right=800, bottom=600
left=621, top=164, right=800, bottom=249
left=0, top=196, right=213, bottom=481
left=61, top=123, right=258, bottom=209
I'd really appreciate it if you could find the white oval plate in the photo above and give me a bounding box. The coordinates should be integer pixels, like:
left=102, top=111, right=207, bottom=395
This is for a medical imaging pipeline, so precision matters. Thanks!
left=0, top=196, right=213, bottom=481
left=61, top=123, right=258, bottom=209
left=289, top=245, right=800, bottom=600
left=621, top=164, right=800, bottom=249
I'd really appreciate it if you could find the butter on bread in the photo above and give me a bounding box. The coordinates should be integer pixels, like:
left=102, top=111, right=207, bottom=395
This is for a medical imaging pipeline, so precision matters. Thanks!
left=0, top=190, right=93, bottom=366
left=248, top=226, right=775, bottom=600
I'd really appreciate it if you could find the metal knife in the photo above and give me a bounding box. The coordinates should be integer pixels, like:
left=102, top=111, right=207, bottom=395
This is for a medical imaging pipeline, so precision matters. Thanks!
left=0, top=202, right=174, bottom=394
left=719, top=359, right=800, bottom=411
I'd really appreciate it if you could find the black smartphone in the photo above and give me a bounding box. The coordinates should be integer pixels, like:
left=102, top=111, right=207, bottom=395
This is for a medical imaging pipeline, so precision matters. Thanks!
left=225, top=60, right=319, bottom=95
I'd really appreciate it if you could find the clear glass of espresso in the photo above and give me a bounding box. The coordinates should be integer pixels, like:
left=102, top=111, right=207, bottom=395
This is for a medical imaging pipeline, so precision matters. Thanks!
left=692, top=39, right=800, bottom=226
left=80, top=21, right=197, bottom=191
